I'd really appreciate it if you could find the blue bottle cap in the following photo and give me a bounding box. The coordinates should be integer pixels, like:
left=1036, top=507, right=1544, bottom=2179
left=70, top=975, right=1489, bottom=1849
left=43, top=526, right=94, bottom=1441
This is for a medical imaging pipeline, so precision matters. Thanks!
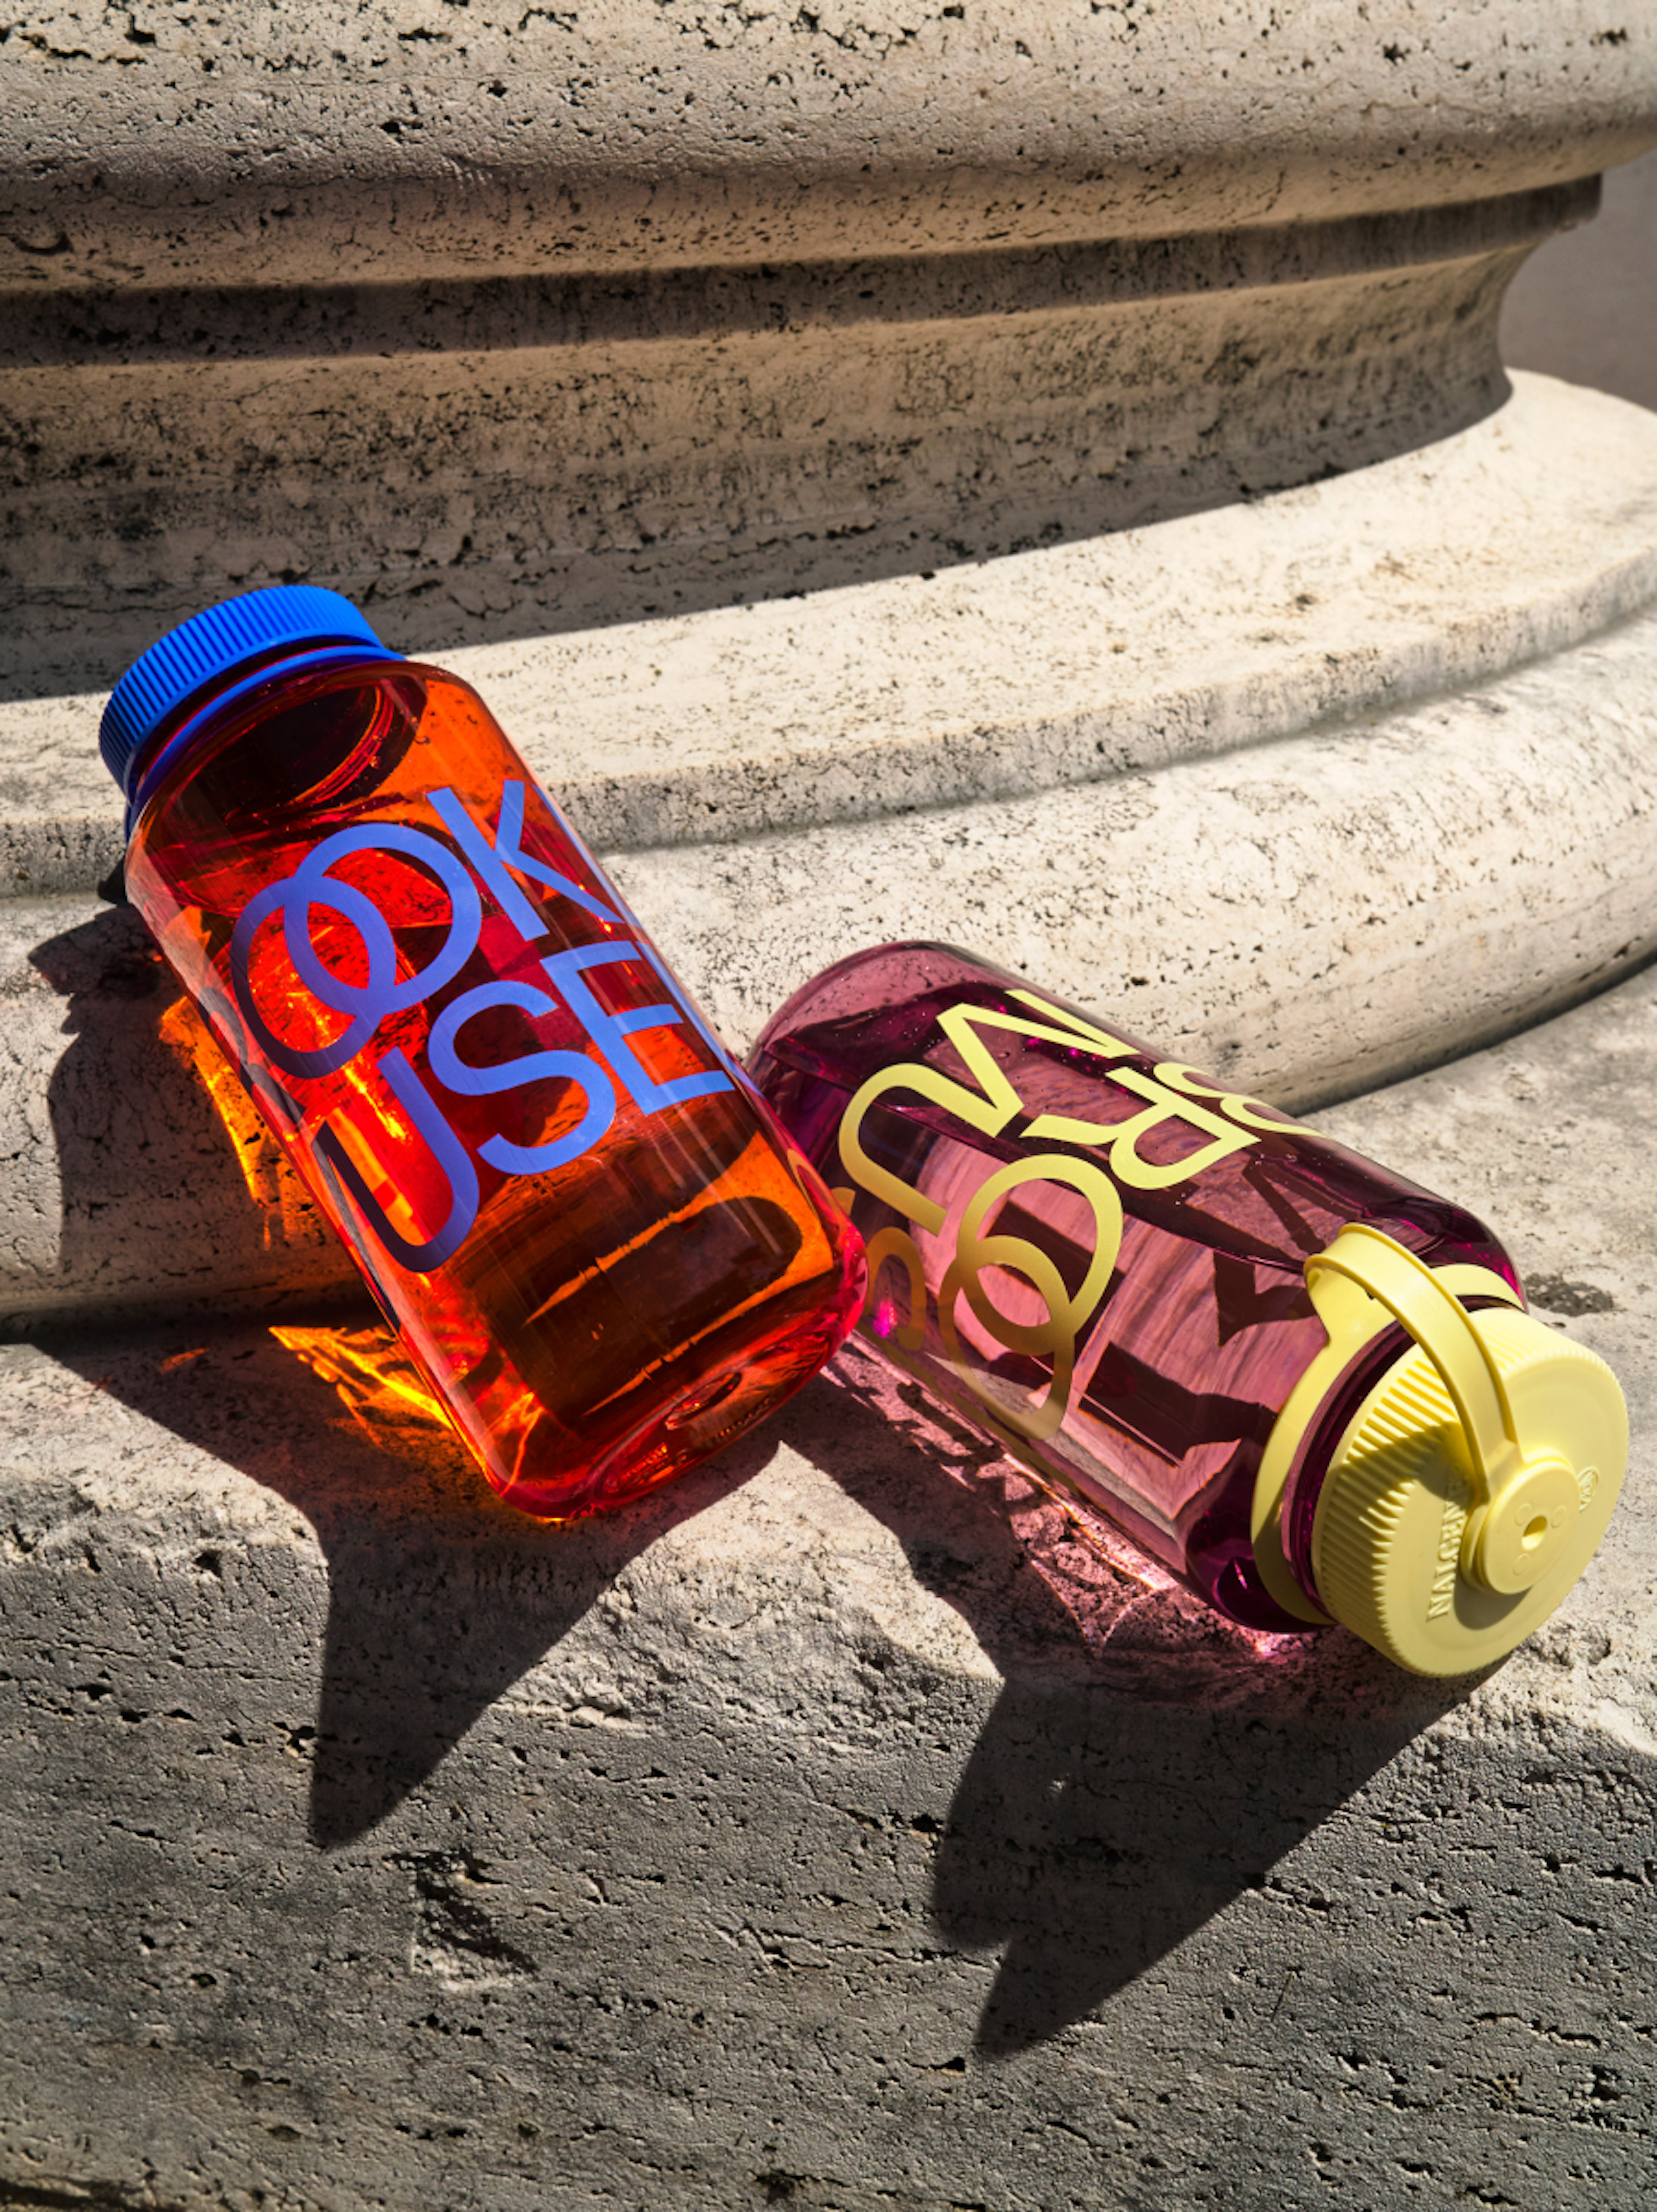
left=99, top=586, right=392, bottom=800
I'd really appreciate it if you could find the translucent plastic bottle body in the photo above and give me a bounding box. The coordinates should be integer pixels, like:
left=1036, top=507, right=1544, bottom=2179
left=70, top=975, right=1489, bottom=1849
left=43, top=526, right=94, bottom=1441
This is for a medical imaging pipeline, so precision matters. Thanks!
left=750, top=941, right=1522, bottom=1632
left=124, top=650, right=864, bottom=1519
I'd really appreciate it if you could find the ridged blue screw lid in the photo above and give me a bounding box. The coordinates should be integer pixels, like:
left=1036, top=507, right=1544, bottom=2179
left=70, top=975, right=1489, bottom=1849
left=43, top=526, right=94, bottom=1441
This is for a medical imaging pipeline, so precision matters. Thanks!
left=99, top=586, right=391, bottom=797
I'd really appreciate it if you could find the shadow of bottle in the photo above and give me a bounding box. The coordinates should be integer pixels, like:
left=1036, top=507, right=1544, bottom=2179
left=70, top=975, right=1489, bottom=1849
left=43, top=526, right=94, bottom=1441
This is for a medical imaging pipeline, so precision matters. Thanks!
left=21, top=893, right=1476, bottom=2058
left=19, top=896, right=778, bottom=1848
left=792, top=1357, right=1477, bottom=2058
left=16, top=899, right=353, bottom=1327
left=39, top=1311, right=778, bottom=1852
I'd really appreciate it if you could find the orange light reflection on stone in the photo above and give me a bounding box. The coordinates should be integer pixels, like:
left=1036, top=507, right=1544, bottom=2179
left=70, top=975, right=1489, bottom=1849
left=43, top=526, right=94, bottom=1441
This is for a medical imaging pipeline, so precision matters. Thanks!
left=270, top=1323, right=448, bottom=1437
left=156, top=993, right=313, bottom=1247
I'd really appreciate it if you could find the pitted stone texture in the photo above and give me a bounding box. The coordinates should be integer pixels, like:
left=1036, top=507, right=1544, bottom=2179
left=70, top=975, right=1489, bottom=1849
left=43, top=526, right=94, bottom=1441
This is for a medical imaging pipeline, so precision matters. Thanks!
left=617, top=593, right=1657, bottom=1106
left=6, top=4, right=1654, bottom=682
left=10, top=372, right=1657, bottom=884
left=0, top=195, right=1554, bottom=697
left=3, top=963, right=1657, bottom=2210
left=3, top=1, right=1654, bottom=284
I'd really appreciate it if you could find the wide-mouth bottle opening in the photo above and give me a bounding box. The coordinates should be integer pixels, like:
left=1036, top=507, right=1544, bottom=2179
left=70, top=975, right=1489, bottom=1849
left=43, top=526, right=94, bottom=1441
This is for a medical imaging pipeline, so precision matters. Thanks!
left=122, top=643, right=406, bottom=835
left=100, top=585, right=402, bottom=834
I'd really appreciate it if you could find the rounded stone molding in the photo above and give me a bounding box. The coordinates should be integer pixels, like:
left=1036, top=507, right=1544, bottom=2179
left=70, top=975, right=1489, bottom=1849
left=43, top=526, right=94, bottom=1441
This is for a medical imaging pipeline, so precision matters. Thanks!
left=9, top=583, right=1657, bottom=1328
left=6, top=2, right=1655, bottom=284
left=8, top=373, right=1657, bottom=1327
left=5, top=8, right=1656, bottom=689
left=9, top=371, right=1657, bottom=881
left=617, top=597, right=1657, bottom=1104
left=0, top=188, right=1585, bottom=695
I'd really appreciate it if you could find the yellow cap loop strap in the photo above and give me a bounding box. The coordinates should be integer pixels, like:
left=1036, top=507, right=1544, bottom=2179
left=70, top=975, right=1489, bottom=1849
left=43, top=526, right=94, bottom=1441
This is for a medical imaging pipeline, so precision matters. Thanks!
left=1305, top=1224, right=1523, bottom=1506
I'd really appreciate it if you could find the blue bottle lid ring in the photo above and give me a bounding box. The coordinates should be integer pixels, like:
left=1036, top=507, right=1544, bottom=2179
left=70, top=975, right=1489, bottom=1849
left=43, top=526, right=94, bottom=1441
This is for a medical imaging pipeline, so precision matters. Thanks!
left=100, top=586, right=394, bottom=803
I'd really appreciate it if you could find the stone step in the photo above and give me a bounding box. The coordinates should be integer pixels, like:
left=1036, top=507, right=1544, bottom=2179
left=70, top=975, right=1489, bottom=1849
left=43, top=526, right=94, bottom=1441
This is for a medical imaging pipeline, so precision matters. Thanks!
left=9, top=557, right=1657, bottom=1329
left=9, top=372, right=1657, bottom=894
left=618, top=586, right=1657, bottom=1112
left=3, top=939, right=1654, bottom=2210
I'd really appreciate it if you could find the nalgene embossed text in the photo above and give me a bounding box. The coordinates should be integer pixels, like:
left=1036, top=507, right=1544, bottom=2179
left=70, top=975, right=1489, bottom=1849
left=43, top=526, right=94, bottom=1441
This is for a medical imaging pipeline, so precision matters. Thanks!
left=750, top=942, right=1626, bottom=1676
left=101, top=587, right=863, bottom=1517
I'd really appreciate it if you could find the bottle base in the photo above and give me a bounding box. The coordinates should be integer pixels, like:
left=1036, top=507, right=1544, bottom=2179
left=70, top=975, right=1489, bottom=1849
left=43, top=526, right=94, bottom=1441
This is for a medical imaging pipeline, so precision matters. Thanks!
left=490, top=1313, right=852, bottom=1523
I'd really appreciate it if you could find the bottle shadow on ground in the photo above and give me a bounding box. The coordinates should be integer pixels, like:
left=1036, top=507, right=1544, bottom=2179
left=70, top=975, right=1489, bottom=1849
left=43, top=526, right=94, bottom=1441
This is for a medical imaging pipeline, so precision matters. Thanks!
left=41, top=1312, right=779, bottom=1852
left=21, top=901, right=355, bottom=1327
left=27, top=898, right=1476, bottom=2055
left=23, top=906, right=781, bottom=1851
left=781, top=1357, right=1477, bottom=2059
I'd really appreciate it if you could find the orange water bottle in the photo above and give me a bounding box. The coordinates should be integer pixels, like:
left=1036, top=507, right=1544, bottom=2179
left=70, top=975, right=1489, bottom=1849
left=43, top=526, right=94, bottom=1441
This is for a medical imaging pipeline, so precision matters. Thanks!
left=101, top=587, right=864, bottom=1518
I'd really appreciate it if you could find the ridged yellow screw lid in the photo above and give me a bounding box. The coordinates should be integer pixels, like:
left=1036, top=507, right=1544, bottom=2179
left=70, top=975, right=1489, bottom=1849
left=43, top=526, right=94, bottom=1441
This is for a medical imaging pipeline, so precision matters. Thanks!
left=1306, top=1227, right=1626, bottom=1677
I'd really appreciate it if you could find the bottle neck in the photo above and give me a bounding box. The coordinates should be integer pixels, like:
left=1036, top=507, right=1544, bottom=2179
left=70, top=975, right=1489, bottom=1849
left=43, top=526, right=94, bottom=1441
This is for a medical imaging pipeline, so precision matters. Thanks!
left=123, top=642, right=401, bottom=838
left=1278, top=1320, right=1414, bottom=1613
left=1277, top=1290, right=1521, bottom=1615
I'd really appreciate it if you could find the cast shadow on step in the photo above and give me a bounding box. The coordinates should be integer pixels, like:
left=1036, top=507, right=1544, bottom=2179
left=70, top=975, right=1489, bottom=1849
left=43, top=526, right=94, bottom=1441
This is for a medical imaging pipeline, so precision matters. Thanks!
left=781, top=1364, right=1472, bottom=2060
left=39, top=1303, right=784, bottom=1854
left=24, top=903, right=785, bottom=1853
left=25, top=898, right=1470, bottom=2060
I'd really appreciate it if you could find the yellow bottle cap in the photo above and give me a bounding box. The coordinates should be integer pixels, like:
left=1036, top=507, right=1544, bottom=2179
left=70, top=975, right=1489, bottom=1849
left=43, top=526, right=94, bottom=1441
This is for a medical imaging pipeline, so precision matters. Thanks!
left=1254, top=1225, right=1626, bottom=1676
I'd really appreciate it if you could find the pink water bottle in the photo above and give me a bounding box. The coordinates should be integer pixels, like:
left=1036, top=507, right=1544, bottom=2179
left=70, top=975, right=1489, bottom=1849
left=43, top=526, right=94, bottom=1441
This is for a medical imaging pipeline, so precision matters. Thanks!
left=750, top=941, right=1626, bottom=1676
left=101, top=586, right=864, bottom=1520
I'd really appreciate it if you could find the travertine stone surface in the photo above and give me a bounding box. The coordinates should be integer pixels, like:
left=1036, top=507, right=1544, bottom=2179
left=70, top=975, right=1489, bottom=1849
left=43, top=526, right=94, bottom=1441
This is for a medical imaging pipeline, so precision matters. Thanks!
left=5, top=1, right=1654, bottom=284
left=9, top=372, right=1657, bottom=887
left=3, top=927, right=1656, bottom=2212
left=617, top=592, right=1657, bottom=1104
left=0, top=197, right=1562, bottom=696
left=0, top=896, right=352, bottom=1331
left=7, top=6, right=1654, bottom=687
